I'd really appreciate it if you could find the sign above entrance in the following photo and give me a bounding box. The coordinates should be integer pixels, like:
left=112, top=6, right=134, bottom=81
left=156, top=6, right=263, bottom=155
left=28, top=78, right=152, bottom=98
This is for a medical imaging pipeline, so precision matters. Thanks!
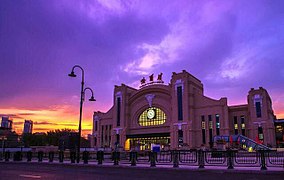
left=140, top=73, right=164, bottom=88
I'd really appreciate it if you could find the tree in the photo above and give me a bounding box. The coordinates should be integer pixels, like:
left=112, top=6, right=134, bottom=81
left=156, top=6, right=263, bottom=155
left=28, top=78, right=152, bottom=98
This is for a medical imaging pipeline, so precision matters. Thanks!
left=46, top=128, right=75, bottom=146
left=22, top=129, right=90, bottom=149
left=22, top=133, right=47, bottom=147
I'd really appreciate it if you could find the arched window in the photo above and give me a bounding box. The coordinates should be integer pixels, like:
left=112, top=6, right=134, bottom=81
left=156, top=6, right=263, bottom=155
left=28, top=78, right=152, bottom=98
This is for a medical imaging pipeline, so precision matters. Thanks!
left=138, top=107, right=166, bottom=126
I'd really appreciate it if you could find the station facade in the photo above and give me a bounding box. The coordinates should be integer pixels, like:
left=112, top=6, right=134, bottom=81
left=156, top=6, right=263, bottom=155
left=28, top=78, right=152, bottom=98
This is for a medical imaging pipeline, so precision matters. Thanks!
left=92, top=70, right=276, bottom=150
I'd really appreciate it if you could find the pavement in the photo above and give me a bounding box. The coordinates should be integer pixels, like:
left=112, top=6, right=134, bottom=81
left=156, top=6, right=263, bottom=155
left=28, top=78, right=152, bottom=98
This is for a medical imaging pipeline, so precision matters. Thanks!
left=1, top=159, right=283, bottom=173
left=1, top=161, right=284, bottom=180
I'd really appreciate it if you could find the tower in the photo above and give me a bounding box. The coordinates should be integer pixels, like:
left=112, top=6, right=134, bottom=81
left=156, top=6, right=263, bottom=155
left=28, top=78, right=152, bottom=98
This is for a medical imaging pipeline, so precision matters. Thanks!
left=247, top=87, right=276, bottom=146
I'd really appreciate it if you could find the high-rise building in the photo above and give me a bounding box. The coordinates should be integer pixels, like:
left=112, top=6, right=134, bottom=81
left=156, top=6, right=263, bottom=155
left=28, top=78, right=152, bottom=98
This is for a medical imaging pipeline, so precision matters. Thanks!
left=1, top=116, right=13, bottom=129
left=23, top=120, right=33, bottom=134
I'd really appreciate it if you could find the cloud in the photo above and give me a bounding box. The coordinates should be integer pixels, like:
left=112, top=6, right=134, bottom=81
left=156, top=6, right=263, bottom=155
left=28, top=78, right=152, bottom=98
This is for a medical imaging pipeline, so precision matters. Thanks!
left=33, top=128, right=51, bottom=131
left=33, top=121, right=77, bottom=127
left=34, top=121, right=57, bottom=125
left=0, top=114, right=19, bottom=118
left=0, top=113, right=35, bottom=121
left=1, top=0, right=284, bottom=132
left=13, top=122, right=24, bottom=126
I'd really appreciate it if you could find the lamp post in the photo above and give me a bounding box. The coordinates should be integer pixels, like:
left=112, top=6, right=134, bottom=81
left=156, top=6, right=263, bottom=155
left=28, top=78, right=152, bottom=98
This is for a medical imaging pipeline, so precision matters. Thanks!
left=69, top=65, right=96, bottom=163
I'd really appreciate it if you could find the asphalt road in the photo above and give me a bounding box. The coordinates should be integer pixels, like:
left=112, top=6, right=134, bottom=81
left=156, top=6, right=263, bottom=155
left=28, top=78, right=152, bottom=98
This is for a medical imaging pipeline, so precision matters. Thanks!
left=0, top=162, right=283, bottom=180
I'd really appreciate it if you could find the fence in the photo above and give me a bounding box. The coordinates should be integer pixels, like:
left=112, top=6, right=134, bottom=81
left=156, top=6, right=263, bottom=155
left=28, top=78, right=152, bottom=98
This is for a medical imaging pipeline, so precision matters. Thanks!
left=1, top=149, right=284, bottom=170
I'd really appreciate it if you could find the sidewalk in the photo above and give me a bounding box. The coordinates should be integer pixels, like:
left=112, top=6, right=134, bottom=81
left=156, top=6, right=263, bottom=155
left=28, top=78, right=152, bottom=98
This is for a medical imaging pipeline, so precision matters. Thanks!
left=3, top=159, right=283, bottom=174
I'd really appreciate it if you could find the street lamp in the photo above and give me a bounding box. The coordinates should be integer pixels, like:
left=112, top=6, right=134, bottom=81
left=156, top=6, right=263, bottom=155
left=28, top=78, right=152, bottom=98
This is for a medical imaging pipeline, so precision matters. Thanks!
left=69, top=65, right=95, bottom=163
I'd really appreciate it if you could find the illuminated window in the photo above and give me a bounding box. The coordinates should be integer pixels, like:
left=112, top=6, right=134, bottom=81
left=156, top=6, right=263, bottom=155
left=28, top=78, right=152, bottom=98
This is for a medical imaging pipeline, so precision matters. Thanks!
left=234, top=116, right=238, bottom=135
left=138, top=107, right=166, bottom=126
left=202, top=122, right=206, bottom=129
left=201, top=115, right=206, bottom=144
left=216, top=114, right=220, bottom=136
left=241, top=116, right=245, bottom=136
left=208, top=115, right=213, bottom=148
left=128, top=136, right=170, bottom=151
left=258, top=126, right=264, bottom=140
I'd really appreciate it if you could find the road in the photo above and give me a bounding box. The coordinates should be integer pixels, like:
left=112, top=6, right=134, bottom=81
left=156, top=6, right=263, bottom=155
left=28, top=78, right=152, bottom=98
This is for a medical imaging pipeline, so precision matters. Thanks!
left=0, top=162, right=283, bottom=180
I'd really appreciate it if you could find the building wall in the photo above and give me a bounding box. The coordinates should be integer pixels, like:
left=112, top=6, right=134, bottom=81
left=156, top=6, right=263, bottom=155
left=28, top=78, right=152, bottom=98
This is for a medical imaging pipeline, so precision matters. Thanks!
left=23, top=120, right=33, bottom=134
left=1, top=117, right=12, bottom=129
left=93, top=70, right=277, bottom=150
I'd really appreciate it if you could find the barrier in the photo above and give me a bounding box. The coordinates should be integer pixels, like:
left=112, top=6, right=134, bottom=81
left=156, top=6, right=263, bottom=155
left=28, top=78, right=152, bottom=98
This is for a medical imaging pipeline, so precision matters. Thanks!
left=130, top=151, right=137, bottom=166
left=112, top=151, right=120, bottom=165
left=70, top=151, right=76, bottom=163
left=83, top=151, right=89, bottom=164
left=2, top=149, right=284, bottom=170
left=27, top=151, right=32, bottom=162
left=59, top=150, right=64, bottom=163
left=38, top=151, right=43, bottom=162
left=49, top=151, right=54, bottom=162
left=97, top=151, right=104, bottom=165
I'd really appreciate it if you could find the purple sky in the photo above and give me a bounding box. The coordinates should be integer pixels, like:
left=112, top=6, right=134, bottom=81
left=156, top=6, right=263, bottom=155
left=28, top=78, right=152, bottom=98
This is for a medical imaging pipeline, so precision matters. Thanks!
left=1, top=0, right=284, bottom=134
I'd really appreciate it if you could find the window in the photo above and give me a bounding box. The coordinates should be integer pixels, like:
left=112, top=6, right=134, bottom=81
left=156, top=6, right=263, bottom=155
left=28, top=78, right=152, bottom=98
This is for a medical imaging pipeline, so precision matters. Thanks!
left=208, top=115, right=213, bottom=148
left=201, top=116, right=206, bottom=144
left=255, top=102, right=262, bottom=118
left=95, top=121, right=98, bottom=131
left=109, top=125, right=112, bottom=146
left=105, top=125, right=108, bottom=144
left=178, top=130, right=183, bottom=146
left=138, top=107, right=166, bottom=126
left=117, top=97, right=121, bottom=126
left=127, top=136, right=170, bottom=151
left=258, top=126, right=264, bottom=141
left=177, top=86, right=183, bottom=121
left=241, top=116, right=245, bottom=136
left=234, top=116, right=238, bottom=135
left=101, top=125, right=104, bottom=146
left=215, top=114, right=220, bottom=136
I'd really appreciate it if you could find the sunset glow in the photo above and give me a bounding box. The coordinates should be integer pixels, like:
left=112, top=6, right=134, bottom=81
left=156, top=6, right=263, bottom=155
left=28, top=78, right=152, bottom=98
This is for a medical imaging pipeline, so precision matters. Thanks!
left=1, top=0, right=284, bottom=136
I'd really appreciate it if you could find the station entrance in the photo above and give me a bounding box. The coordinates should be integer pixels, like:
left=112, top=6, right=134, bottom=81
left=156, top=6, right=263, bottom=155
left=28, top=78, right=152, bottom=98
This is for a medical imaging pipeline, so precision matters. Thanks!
left=125, top=133, right=170, bottom=151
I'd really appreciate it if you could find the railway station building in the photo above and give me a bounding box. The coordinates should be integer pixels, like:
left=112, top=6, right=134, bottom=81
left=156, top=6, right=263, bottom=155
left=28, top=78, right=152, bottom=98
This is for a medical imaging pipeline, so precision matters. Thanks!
left=92, top=70, right=276, bottom=150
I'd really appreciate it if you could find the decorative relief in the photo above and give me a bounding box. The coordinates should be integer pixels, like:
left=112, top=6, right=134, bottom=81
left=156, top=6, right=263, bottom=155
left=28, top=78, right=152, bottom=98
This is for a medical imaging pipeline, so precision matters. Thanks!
left=175, top=79, right=184, bottom=93
left=145, top=94, right=155, bottom=107
left=116, top=91, right=122, bottom=105
left=116, top=91, right=122, bottom=98
left=113, top=127, right=123, bottom=134
left=253, top=94, right=263, bottom=107
left=94, top=115, right=100, bottom=121
left=173, top=122, right=187, bottom=130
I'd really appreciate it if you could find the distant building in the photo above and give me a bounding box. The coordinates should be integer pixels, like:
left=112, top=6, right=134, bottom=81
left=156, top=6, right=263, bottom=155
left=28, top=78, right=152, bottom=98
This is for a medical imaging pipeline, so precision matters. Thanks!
left=23, top=120, right=33, bottom=134
left=93, top=70, right=277, bottom=150
left=274, top=119, right=284, bottom=147
left=0, top=127, right=20, bottom=148
left=1, top=116, right=13, bottom=129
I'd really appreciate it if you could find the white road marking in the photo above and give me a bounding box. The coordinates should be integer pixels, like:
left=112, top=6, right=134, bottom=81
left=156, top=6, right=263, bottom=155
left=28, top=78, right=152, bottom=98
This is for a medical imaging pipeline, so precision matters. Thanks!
left=19, top=174, right=41, bottom=179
